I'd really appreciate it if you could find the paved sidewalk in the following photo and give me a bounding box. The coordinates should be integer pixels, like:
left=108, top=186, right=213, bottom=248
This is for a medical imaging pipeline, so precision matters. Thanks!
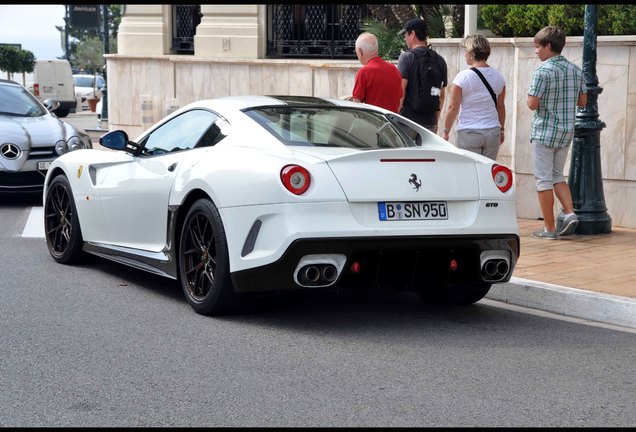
left=487, top=218, right=636, bottom=329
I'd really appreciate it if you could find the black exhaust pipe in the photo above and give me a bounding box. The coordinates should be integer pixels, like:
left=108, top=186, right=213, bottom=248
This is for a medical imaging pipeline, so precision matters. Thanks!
left=481, top=259, right=510, bottom=282
left=322, top=265, right=338, bottom=282
left=304, top=266, right=320, bottom=283
left=297, top=264, right=340, bottom=286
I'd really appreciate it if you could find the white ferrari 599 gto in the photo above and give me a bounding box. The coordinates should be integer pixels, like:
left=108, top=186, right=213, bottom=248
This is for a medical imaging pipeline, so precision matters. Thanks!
left=43, top=95, right=519, bottom=315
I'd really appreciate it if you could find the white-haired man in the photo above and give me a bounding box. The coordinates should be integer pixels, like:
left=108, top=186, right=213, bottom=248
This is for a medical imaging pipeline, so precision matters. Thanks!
left=352, top=32, right=403, bottom=113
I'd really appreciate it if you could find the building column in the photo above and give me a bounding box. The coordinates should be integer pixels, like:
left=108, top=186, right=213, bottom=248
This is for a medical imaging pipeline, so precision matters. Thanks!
left=117, top=4, right=172, bottom=55
left=464, top=5, right=478, bottom=37
left=194, top=4, right=260, bottom=58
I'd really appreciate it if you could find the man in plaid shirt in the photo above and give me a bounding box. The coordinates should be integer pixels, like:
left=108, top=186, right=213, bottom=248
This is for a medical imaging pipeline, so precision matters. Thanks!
left=527, top=26, right=587, bottom=240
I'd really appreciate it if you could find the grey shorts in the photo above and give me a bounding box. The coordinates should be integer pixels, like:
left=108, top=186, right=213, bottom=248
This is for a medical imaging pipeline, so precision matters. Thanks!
left=532, top=140, right=569, bottom=191
left=456, top=127, right=500, bottom=160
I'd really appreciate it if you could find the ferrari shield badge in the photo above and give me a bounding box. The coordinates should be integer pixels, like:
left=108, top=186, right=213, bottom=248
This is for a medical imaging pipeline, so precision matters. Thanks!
left=77, top=165, right=83, bottom=179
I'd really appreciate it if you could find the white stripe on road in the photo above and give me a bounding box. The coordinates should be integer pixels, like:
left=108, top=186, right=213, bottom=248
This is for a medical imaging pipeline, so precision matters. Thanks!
left=22, top=207, right=45, bottom=238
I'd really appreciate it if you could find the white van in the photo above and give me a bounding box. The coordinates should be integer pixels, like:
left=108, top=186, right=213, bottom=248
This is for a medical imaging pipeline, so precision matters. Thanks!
left=28, top=60, right=77, bottom=118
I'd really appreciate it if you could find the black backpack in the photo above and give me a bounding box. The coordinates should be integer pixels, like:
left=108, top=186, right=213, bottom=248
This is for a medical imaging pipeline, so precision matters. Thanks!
left=406, top=47, right=444, bottom=114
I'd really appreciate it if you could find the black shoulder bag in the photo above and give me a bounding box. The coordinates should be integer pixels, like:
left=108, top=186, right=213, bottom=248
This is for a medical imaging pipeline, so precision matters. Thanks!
left=470, top=67, right=497, bottom=107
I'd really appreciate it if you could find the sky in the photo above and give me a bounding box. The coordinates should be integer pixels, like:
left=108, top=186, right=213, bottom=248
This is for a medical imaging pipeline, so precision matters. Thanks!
left=0, top=4, right=67, bottom=60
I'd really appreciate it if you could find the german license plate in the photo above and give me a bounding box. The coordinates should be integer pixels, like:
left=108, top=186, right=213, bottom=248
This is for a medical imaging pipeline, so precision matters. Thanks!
left=38, top=161, right=52, bottom=170
left=378, top=201, right=448, bottom=221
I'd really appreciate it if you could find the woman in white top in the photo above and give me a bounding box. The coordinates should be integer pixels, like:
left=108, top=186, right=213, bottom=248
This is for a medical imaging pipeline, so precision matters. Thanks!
left=442, top=34, right=506, bottom=160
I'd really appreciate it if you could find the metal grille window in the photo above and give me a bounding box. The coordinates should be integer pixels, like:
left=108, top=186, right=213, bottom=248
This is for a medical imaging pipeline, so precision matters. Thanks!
left=267, top=5, right=366, bottom=59
left=172, top=5, right=202, bottom=54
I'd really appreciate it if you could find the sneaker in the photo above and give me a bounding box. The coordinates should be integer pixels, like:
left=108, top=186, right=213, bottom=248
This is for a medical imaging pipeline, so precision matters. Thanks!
left=555, top=212, right=564, bottom=234
left=557, top=213, right=579, bottom=236
left=532, top=228, right=558, bottom=240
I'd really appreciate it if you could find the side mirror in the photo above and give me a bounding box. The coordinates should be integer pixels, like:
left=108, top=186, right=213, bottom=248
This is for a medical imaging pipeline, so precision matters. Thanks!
left=100, top=130, right=127, bottom=149
left=100, top=130, right=141, bottom=155
left=43, top=99, right=60, bottom=113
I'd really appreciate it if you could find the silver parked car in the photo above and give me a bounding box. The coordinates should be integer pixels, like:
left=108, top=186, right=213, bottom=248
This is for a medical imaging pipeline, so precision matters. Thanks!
left=0, top=79, right=92, bottom=193
left=72, top=74, right=104, bottom=110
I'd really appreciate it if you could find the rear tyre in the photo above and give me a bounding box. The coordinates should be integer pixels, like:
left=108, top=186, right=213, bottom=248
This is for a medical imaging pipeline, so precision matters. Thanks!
left=416, top=282, right=492, bottom=306
left=178, top=198, right=236, bottom=315
left=44, top=175, right=85, bottom=264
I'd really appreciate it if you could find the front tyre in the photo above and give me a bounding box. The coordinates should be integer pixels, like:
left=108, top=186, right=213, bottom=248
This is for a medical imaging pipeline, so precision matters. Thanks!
left=44, top=175, right=84, bottom=264
left=178, top=198, right=236, bottom=315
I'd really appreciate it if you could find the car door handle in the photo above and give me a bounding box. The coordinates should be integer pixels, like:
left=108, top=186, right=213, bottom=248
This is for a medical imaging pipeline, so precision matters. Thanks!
left=168, top=163, right=177, bottom=172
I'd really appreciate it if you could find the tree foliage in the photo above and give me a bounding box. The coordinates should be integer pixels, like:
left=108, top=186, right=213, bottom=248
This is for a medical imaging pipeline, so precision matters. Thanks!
left=74, top=36, right=113, bottom=74
left=55, top=4, right=121, bottom=71
left=0, top=45, right=36, bottom=82
left=360, top=17, right=405, bottom=61
left=481, top=4, right=636, bottom=37
left=361, top=4, right=464, bottom=60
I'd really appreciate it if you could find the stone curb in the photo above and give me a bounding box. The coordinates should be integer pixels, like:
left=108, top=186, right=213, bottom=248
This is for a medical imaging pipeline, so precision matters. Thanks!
left=486, top=277, right=636, bottom=329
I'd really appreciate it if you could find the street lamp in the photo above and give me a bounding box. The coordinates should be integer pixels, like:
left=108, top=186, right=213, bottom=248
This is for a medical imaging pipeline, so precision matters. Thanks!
left=566, top=4, right=612, bottom=234
left=100, top=4, right=109, bottom=124
left=64, top=5, right=70, bottom=61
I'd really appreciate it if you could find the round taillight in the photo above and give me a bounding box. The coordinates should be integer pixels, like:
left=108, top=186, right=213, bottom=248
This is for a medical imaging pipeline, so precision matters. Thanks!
left=492, top=164, right=513, bottom=193
left=280, top=165, right=311, bottom=195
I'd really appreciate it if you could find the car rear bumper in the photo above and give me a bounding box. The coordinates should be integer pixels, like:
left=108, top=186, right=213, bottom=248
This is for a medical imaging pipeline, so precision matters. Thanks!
left=230, top=234, right=520, bottom=293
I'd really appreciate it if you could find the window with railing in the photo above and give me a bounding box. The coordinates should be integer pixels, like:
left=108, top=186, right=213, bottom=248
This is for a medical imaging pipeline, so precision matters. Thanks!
left=267, top=5, right=367, bottom=59
left=172, top=5, right=202, bottom=54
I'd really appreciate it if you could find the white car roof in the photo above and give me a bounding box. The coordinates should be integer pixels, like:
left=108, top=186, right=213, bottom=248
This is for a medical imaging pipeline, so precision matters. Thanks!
left=180, top=95, right=352, bottom=113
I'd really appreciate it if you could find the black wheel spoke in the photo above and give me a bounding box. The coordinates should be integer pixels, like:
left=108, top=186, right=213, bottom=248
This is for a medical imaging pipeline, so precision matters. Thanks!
left=182, top=210, right=220, bottom=301
left=46, top=184, right=71, bottom=254
left=43, top=176, right=84, bottom=264
left=178, top=199, right=234, bottom=314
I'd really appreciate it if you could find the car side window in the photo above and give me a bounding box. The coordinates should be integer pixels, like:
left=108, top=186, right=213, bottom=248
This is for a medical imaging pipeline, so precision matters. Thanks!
left=139, top=109, right=223, bottom=156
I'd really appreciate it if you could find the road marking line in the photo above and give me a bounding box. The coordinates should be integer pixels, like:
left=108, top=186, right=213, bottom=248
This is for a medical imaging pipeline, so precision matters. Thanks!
left=22, top=207, right=44, bottom=238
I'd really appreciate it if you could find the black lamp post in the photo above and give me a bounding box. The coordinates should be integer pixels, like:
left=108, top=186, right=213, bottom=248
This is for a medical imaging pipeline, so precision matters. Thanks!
left=566, top=4, right=611, bottom=234
left=64, top=5, right=70, bottom=61
left=100, top=4, right=109, bottom=124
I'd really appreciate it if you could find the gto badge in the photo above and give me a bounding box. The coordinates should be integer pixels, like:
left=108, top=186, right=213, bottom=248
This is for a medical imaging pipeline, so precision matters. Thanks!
left=77, top=165, right=83, bottom=179
left=409, top=173, right=422, bottom=191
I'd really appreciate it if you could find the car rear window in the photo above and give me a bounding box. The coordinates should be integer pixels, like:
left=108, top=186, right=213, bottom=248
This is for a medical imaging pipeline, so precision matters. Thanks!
left=73, top=75, right=104, bottom=88
left=244, top=107, right=416, bottom=149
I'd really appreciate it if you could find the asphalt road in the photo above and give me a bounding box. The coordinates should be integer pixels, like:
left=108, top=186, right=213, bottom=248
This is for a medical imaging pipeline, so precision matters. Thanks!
left=65, top=111, right=106, bottom=146
left=1, top=197, right=635, bottom=427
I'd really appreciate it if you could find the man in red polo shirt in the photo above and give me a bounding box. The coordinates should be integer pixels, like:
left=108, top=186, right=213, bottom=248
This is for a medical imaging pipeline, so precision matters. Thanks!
left=352, top=32, right=403, bottom=113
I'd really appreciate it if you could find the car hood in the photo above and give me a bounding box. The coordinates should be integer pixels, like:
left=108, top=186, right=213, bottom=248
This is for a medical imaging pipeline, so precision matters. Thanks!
left=0, top=114, right=69, bottom=150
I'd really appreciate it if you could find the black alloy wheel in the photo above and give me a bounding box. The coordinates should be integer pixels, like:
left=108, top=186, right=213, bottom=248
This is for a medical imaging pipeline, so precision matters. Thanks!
left=178, top=198, right=236, bottom=315
left=44, top=175, right=84, bottom=264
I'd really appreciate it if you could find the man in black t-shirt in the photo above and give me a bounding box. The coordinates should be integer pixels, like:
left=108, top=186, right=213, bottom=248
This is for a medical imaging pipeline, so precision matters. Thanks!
left=397, top=18, right=448, bottom=134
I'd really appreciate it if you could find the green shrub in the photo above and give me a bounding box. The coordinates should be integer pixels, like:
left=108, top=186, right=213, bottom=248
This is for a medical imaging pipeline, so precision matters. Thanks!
left=481, top=4, right=636, bottom=37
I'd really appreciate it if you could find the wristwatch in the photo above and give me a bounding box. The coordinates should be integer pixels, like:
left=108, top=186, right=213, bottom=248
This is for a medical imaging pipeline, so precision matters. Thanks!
left=443, top=127, right=450, bottom=133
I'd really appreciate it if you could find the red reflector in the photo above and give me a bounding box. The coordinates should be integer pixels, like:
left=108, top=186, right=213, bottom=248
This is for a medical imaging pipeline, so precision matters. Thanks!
left=449, top=259, right=458, bottom=271
left=350, top=262, right=361, bottom=273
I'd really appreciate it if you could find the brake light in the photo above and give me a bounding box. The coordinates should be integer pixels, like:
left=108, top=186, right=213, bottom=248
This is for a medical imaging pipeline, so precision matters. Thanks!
left=33, top=84, right=39, bottom=96
left=492, top=164, right=513, bottom=193
left=281, top=164, right=310, bottom=195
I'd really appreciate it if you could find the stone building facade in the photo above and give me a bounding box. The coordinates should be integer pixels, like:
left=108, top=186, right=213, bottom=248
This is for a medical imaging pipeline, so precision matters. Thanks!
left=106, top=5, right=636, bottom=229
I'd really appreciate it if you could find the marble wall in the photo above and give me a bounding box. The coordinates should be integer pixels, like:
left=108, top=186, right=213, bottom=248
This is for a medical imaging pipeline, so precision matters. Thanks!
left=104, top=35, right=636, bottom=228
